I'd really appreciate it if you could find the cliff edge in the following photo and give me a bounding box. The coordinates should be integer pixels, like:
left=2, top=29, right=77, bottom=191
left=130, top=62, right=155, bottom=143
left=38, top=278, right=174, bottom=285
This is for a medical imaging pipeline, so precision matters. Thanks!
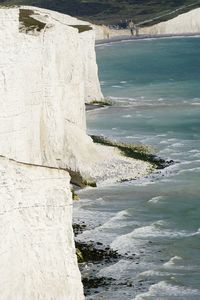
left=95, top=8, right=200, bottom=41
left=0, top=6, right=153, bottom=299
left=0, top=6, right=101, bottom=299
left=140, top=8, right=200, bottom=35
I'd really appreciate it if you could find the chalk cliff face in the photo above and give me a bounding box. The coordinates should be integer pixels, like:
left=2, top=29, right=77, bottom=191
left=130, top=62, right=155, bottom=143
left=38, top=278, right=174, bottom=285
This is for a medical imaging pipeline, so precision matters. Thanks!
left=0, top=6, right=106, bottom=299
left=0, top=7, right=102, bottom=176
left=140, top=8, right=200, bottom=35
left=95, top=8, right=200, bottom=41
left=0, top=156, right=84, bottom=300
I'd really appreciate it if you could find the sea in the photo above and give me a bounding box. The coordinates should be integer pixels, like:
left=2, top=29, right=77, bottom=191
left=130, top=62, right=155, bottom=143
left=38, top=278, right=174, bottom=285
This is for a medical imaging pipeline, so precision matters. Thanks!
left=74, top=37, right=200, bottom=299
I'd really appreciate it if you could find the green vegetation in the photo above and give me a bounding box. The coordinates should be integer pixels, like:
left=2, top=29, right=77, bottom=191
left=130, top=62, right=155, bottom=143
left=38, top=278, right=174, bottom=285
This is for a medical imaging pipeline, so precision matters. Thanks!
left=76, top=248, right=84, bottom=263
left=19, top=9, right=46, bottom=32
left=66, top=168, right=96, bottom=188
left=71, top=188, right=80, bottom=200
left=89, top=99, right=112, bottom=106
left=83, top=179, right=97, bottom=188
left=1, top=0, right=200, bottom=26
left=69, top=24, right=92, bottom=33
left=91, top=135, right=171, bottom=169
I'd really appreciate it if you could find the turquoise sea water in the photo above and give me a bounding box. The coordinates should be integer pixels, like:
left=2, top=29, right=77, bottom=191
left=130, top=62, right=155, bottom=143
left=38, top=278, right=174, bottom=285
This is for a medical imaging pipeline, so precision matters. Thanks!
left=74, top=37, right=200, bottom=299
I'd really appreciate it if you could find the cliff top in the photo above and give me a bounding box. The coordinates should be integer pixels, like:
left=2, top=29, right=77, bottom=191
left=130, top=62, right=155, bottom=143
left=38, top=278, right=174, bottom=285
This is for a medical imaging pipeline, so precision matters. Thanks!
left=0, top=0, right=200, bottom=26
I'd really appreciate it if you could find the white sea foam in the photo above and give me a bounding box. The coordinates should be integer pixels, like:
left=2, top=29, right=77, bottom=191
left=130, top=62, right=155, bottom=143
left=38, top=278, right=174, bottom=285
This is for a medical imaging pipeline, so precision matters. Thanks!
left=189, top=149, right=200, bottom=153
left=122, top=114, right=132, bottom=118
left=112, top=85, right=123, bottom=88
left=98, top=259, right=131, bottom=279
left=100, top=210, right=132, bottom=229
left=191, top=228, right=200, bottom=236
left=109, top=96, right=129, bottom=100
left=177, top=167, right=200, bottom=174
left=171, top=142, right=184, bottom=148
left=111, top=221, right=194, bottom=254
left=138, top=269, right=172, bottom=278
left=148, top=196, right=164, bottom=203
left=156, top=134, right=167, bottom=137
left=191, top=153, right=200, bottom=158
left=111, top=232, right=146, bottom=255
left=134, top=281, right=200, bottom=299
left=163, top=256, right=183, bottom=267
left=159, top=140, right=169, bottom=145
left=167, top=138, right=177, bottom=142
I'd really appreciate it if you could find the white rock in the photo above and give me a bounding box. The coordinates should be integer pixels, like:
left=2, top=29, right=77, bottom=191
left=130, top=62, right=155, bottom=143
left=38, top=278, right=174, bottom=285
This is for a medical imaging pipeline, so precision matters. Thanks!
left=0, top=156, right=84, bottom=300
left=0, top=7, right=152, bottom=299
left=95, top=8, right=200, bottom=40
left=140, top=8, right=200, bottom=35
left=0, top=7, right=99, bottom=176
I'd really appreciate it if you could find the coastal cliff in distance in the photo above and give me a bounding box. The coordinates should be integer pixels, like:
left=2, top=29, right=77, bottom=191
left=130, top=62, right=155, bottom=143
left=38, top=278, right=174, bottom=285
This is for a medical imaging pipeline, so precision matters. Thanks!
left=0, top=6, right=105, bottom=299
left=95, top=8, right=200, bottom=40
left=140, top=8, right=200, bottom=35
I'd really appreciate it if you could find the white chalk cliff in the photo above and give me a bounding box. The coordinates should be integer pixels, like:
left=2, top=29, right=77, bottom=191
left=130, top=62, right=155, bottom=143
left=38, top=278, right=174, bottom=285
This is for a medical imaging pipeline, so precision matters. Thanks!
left=0, top=6, right=106, bottom=299
left=140, top=8, right=200, bottom=35
left=0, top=7, right=103, bottom=177
left=95, top=8, right=200, bottom=41
left=0, top=155, right=83, bottom=300
left=0, top=6, right=153, bottom=299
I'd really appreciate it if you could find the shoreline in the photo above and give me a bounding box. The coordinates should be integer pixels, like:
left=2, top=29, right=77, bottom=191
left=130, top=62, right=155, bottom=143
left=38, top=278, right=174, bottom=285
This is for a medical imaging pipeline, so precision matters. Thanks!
left=95, top=32, right=200, bottom=46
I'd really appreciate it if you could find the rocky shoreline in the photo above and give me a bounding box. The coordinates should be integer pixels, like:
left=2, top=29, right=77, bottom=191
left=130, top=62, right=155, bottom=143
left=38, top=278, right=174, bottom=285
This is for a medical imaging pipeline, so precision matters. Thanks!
left=73, top=148, right=175, bottom=297
left=73, top=222, right=156, bottom=297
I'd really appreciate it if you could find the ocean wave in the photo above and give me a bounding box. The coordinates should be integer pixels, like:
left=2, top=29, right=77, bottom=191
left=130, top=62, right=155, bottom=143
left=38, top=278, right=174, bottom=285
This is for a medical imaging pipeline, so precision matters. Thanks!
left=134, top=281, right=200, bottom=299
left=111, top=221, right=196, bottom=254
left=111, top=85, right=123, bottom=88
left=111, top=233, right=145, bottom=255
left=138, top=269, right=172, bottom=278
left=177, top=167, right=200, bottom=175
left=159, top=140, right=169, bottom=145
left=148, top=196, right=164, bottom=203
left=189, top=150, right=200, bottom=153
left=156, top=134, right=167, bottom=137
left=109, top=96, right=137, bottom=101
left=163, top=256, right=183, bottom=267
left=191, top=153, right=200, bottom=158
left=98, top=259, right=131, bottom=279
left=191, top=228, right=200, bottom=236
left=100, top=209, right=132, bottom=229
left=122, top=114, right=132, bottom=118
left=171, top=142, right=184, bottom=148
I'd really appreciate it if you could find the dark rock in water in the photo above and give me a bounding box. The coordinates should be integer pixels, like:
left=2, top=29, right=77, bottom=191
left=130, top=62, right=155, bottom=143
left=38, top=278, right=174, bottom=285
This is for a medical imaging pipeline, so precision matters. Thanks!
left=73, top=222, right=147, bottom=297
left=150, top=156, right=175, bottom=169
left=75, top=241, right=121, bottom=262
left=126, top=280, right=133, bottom=287
left=90, top=134, right=176, bottom=170
left=97, top=241, right=103, bottom=245
left=73, top=223, right=87, bottom=236
left=82, top=276, right=114, bottom=290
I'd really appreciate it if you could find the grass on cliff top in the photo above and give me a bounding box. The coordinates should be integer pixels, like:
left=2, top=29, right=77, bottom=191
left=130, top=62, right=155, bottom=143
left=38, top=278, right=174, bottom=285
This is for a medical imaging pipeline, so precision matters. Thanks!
left=91, top=135, right=167, bottom=168
left=19, top=9, right=46, bottom=32
left=67, top=168, right=96, bottom=188
left=90, top=99, right=112, bottom=106
left=69, top=24, right=92, bottom=33
left=1, top=0, right=200, bottom=26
